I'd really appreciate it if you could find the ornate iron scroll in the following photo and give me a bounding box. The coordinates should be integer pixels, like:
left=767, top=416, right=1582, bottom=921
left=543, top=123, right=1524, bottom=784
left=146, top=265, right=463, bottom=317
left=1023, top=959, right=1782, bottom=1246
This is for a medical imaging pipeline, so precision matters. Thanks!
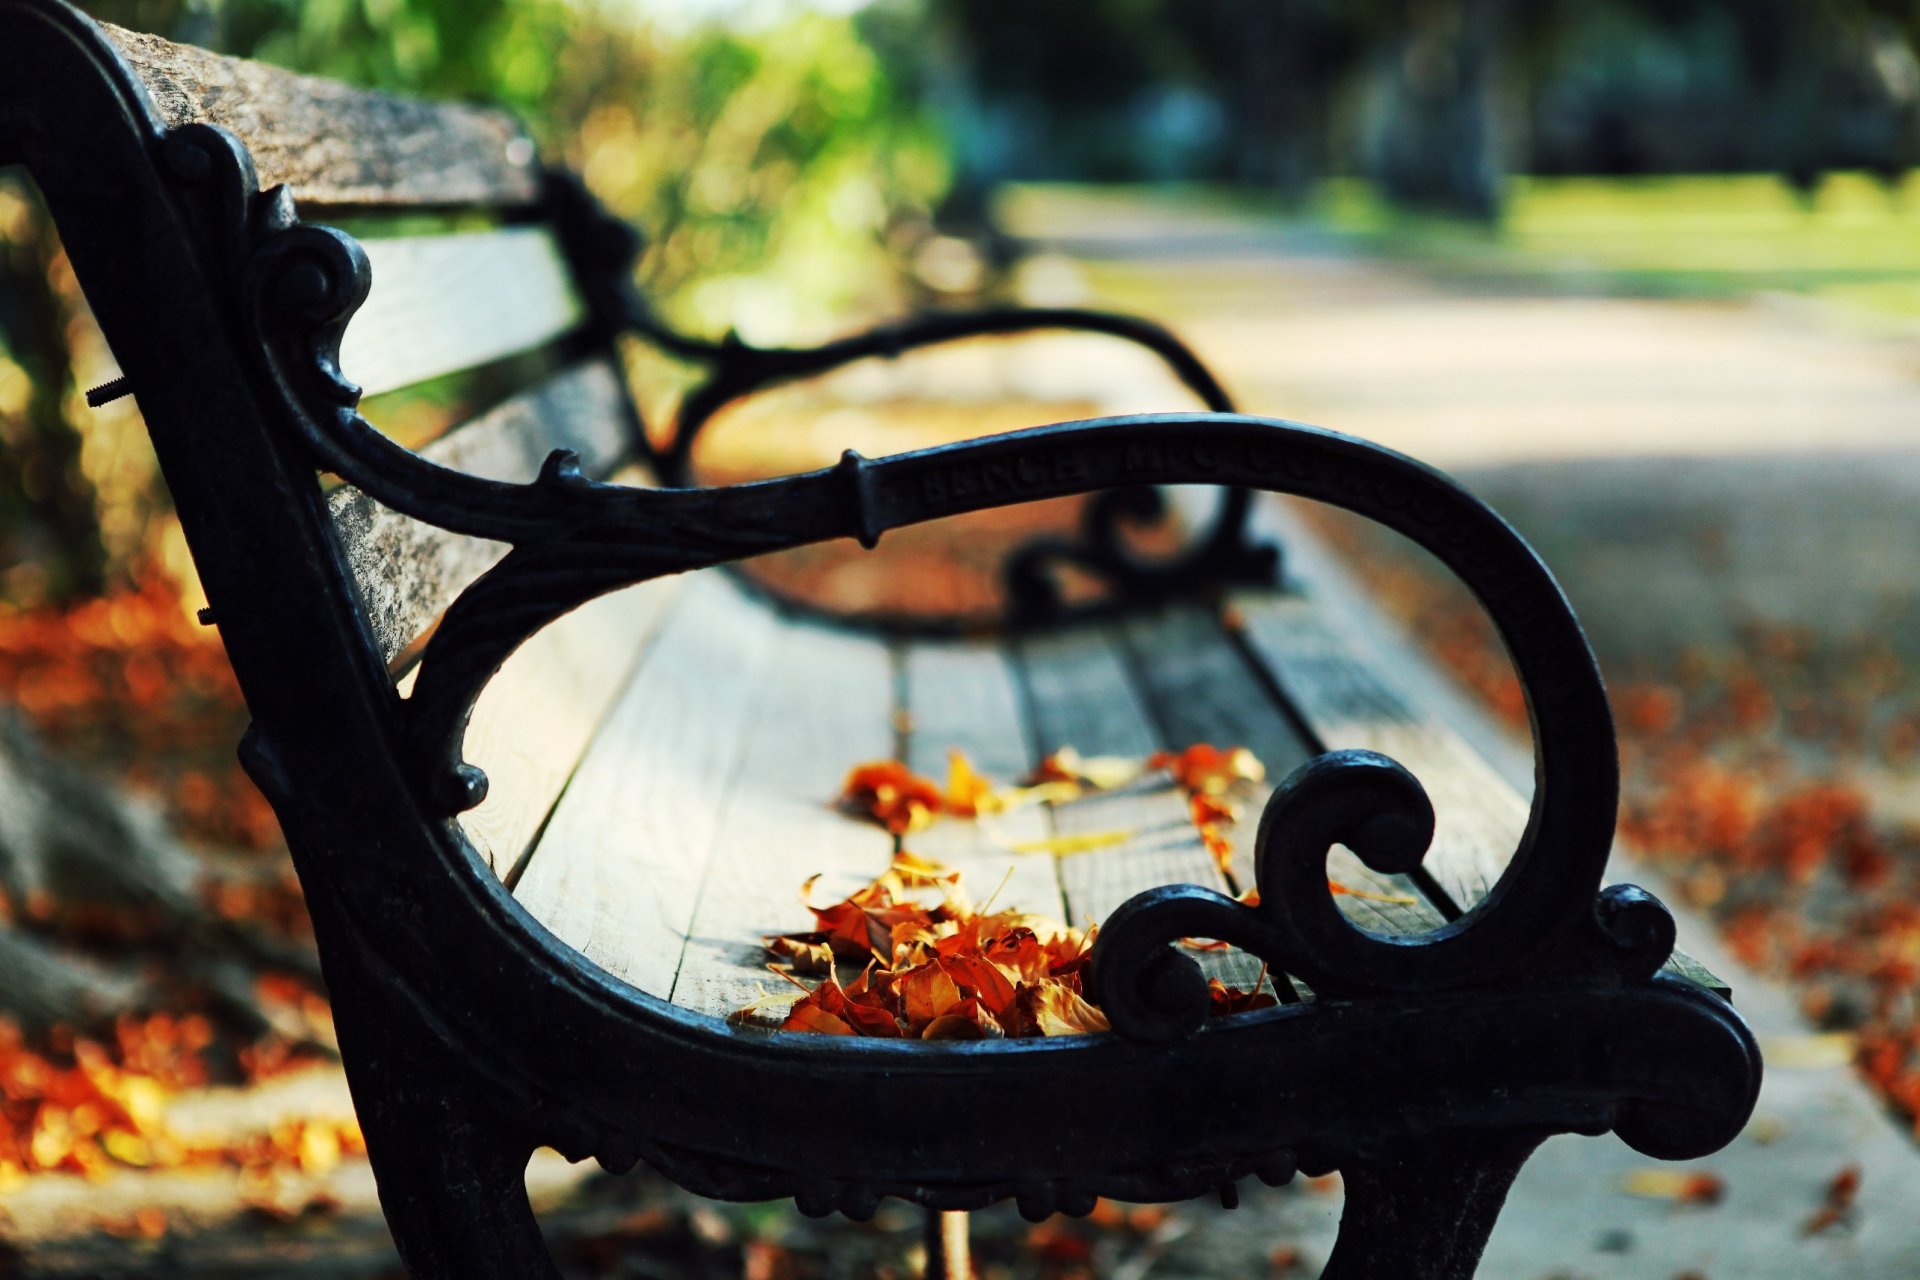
left=543, top=173, right=1280, bottom=624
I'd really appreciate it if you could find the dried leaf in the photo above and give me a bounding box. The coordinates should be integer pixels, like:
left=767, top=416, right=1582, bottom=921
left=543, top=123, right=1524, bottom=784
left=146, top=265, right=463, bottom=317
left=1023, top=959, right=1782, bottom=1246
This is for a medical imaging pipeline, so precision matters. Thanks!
left=944, top=749, right=1002, bottom=817
left=1151, top=743, right=1265, bottom=796
left=764, top=934, right=834, bottom=975
left=1007, top=830, right=1134, bottom=857
left=1621, top=1169, right=1724, bottom=1204
left=1328, top=881, right=1419, bottom=905
left=1018, top=982, right=1111, bottom=1036
left=1802, top=1164, right=1860, bottom=1236
left=1026, top=746, right=1146, bottom=792
left=838, top=759, right=944, bottom=834
left=780, top=1004, right=855, bottom=1036
left=1208, top=976, right=1279, bottom=1017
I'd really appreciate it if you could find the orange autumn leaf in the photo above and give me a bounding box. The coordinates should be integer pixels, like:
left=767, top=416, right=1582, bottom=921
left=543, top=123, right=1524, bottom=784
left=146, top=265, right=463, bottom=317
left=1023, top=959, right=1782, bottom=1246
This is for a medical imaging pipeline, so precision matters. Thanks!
left=1208, top=977, right=1280, bottom=1017
left=922, top=1000, right=1005, bottom=1041
left=943, top=749, right=1000, bottom=817
left=898, top=960, right=966, bottom=1030
left=1024, top=746, right=1144, bottom=792
left=891, top=849, right=963, bottom=889
left=781, top=1003, right=855, bottom=1036
left=1017, top=982, right=1111, bottom=1036
left=838, top=760, right=944, bottom=834
left=1190, top=793, right=1239, bottom=827
left=779, top=970, right=903, bottom=1038
left=793, top=872, right=943, bottom=963
left=1802, top=1164, right=1860, bottom=1236
left=1199, top=823, right=1235, bottom=877
left=1151, top=743, right=1265, bottom=796
left=764, top=934, right=834, bottom=975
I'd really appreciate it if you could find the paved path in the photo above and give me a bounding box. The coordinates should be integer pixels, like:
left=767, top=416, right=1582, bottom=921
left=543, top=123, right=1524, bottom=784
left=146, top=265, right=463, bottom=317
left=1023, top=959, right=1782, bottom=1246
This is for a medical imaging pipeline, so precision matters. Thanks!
left=1004, top=187, right=1920, bottom=1278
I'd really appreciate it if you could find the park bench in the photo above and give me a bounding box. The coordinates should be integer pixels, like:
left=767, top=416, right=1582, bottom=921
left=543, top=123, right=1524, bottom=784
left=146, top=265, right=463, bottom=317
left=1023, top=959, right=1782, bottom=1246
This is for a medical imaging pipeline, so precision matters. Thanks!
left=0, top=3, right=1762, bottom=1276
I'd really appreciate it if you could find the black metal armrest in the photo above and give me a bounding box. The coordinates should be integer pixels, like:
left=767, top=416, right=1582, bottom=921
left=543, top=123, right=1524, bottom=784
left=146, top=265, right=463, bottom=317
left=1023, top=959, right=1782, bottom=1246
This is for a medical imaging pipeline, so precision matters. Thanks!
left=637, top=305, right=1236, bottom=484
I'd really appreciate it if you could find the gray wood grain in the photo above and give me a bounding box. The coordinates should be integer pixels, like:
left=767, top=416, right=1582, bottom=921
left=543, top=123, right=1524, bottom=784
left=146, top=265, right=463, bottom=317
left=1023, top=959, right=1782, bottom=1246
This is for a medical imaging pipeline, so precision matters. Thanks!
left=1016, top=627, right=1271, bottom=995
left=1118, top=604, right=1446, bottom=940
left=670, top=616, right=898, bottom=1020
left=457, top=578, right=678, bottom=877
left=101, top=21, right=541, bottom=210
left=344, top=229, right=584, bottom=398
left=512, top=575, right=785, bottom=999
left=1232, top=581, right=1726, bottom=995
left=899, top=640, right=1065, bottom=924
left=328, top=359, right=633, bottom=665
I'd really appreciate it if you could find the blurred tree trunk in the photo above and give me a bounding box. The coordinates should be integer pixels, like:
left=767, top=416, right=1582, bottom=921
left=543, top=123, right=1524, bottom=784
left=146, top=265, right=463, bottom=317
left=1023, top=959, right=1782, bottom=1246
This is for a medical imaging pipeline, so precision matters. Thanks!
left=1369, top=0, right=1505, bottom=221
left=0, top=181, right=107, bottom=604
left=0, top=710, right=310, bottom=1036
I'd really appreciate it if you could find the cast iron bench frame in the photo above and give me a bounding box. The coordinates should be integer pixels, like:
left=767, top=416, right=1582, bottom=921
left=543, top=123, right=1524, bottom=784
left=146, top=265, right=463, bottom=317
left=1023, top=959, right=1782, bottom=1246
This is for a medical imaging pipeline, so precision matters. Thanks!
left=0, top=4, right=1763, bottom=1276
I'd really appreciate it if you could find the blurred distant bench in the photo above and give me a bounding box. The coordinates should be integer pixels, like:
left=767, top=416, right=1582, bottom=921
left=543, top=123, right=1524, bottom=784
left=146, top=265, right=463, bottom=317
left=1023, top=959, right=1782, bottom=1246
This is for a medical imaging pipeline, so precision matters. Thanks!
left=0, top=3, right=1761, bottom=1277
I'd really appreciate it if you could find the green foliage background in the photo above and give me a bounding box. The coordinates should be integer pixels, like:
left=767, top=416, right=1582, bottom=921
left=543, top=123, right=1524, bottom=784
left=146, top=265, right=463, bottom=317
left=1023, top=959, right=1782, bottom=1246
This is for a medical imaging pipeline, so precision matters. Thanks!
left=0, top=0, right=951, bottom=601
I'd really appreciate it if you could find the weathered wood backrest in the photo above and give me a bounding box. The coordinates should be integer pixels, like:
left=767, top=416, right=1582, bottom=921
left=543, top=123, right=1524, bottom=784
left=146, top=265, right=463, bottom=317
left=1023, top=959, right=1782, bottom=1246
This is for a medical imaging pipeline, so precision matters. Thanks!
left=127, top=36, right=676, bottom=883
left=2, top=4, right=666, bottom=882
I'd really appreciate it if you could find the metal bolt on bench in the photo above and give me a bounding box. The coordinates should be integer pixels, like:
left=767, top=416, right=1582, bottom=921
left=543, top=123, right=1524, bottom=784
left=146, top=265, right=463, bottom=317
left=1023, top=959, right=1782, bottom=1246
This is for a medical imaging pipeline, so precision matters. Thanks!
left=1, top=4, right=1762, bottom=1276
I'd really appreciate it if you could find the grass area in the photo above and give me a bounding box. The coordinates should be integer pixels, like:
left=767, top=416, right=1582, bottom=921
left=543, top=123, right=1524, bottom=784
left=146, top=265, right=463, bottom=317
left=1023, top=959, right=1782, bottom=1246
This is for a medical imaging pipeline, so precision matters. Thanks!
left=1328, top=172, right=1920, bottom=319
left=1005, top=173, right=1920, bottom=323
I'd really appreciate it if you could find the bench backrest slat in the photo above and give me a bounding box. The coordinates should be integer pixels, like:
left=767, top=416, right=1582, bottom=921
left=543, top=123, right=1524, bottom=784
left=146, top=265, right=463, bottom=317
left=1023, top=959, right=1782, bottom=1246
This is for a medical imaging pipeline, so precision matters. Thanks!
left=328, top=358, right=634, bottom=666
left=99, top=20, right=540, bottom=211
left=342, top=228, right=586, bottom=398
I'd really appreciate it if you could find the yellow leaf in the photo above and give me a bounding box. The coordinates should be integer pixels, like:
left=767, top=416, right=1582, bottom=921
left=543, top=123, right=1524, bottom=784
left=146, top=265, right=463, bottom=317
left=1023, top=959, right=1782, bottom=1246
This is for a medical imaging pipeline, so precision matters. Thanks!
left=1005, top=830, right=1134, bottom=857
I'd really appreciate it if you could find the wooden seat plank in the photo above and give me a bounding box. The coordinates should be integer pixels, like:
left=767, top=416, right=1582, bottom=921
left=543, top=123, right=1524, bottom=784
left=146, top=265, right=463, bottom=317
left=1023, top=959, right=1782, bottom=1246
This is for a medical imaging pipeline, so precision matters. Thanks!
left=668, top=613, right=898, bottom=1021
left=344, top=229, right=584, bottom=398
left=101, top=21, right=541, bottom=210
left=898, top=640, right=1066, bottom=924
left=329, top=359, right=632, bottom=665
left=455, top=578, right=679, bottom=878
left=1231, top=585, right=1726, bottom=994
left=1117, top=604, right=1447, bottom=941
left=511, top=575, right=784, bottom=998
left=1016, top=627, right=1271, bottom=995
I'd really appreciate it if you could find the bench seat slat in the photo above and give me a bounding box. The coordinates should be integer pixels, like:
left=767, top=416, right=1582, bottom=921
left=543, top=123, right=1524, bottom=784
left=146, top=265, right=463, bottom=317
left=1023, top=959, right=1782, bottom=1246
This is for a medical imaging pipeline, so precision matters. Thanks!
left=1232, top=587, right=1728, bottom=995
left=329, top=358, right=632, bottom=666
left=102, top=21, right=541, bottom=210
left=668, top=611, right=898, bottom=1019
left=511, top=575, right=787, bottom=998
left=345, top=229, right=584, bottom=398
left=899, top=641, right=1067, bottom=924
left=1017, top=628, right=1275, bottom=996
left=1117, top=605, right=1447, bottom=940
left=451, top=578, right=678, bottom=876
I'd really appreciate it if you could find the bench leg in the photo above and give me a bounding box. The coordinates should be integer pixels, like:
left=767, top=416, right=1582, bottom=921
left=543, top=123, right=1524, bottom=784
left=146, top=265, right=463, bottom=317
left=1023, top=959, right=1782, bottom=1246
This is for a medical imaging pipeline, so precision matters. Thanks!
left=354, top=1083, right=560, bottom=1280
left=320, top=939, right=561, bottom=1278
left=924, top=1208, right=971, bottom=1280
left=1320, top=1134, right=1543, bottom=1280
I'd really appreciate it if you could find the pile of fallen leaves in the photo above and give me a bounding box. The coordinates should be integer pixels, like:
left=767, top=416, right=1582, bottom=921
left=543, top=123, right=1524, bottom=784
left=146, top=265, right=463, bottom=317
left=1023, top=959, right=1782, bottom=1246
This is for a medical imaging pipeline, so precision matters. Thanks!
left=766, top=852, right=1113, bottom=1038
left=753, top=744, right=1278, bottom=1039
left=0, top=1010, right=357, bottom=1203
left=0, top=570, right=275, bottom=850
left=0, top=567, right=344, bottom=1208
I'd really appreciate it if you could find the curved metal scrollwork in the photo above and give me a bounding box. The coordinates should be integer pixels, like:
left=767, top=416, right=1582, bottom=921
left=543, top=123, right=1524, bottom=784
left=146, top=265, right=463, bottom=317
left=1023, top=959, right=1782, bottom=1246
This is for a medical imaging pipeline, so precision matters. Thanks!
left=1087, top=753, right=1685, bottom=1040
left=172, top=116, right=1657, bottom=1028
left=541, top=172, right=1281, bottom=624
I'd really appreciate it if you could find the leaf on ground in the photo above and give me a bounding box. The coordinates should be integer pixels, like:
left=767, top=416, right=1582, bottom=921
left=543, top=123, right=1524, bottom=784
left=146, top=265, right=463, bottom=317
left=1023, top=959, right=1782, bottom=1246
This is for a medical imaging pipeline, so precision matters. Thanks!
left=1802, top=1164, right=1861, bottom=1236
left=1621, top=1169, right=1725, bottom=1204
